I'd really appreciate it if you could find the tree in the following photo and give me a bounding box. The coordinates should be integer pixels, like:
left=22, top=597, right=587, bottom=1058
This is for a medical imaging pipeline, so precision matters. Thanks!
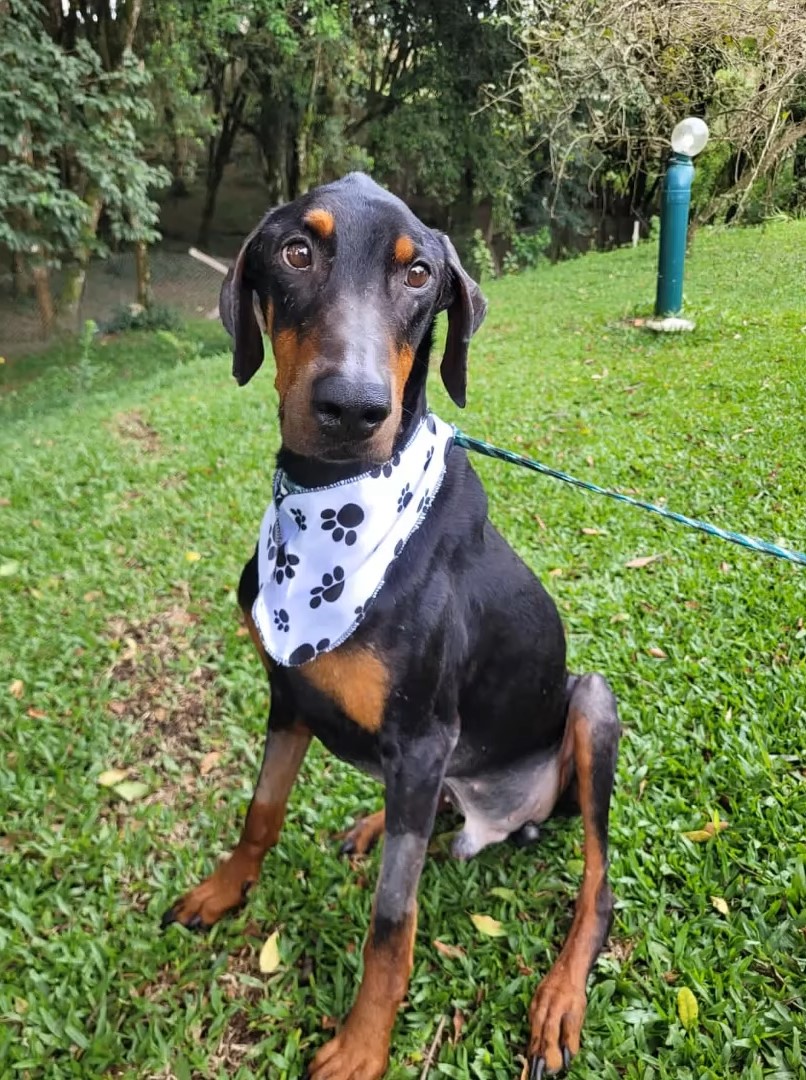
left=0, top=2, right=168, bottom=333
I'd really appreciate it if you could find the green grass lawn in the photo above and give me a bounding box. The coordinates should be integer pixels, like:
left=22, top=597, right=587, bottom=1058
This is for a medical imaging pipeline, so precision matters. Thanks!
left=1, top=221, right=805, bottom=1080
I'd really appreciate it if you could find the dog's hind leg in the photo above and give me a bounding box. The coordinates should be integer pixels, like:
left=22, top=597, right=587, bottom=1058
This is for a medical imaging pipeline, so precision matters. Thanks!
left=162, top=712, right=310, bottom=932
left=528, top=673, right=620, bottom=1077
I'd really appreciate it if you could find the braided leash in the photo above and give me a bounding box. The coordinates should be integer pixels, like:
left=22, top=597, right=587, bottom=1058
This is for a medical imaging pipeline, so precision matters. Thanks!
left=454, top=430, right=806, bottom=568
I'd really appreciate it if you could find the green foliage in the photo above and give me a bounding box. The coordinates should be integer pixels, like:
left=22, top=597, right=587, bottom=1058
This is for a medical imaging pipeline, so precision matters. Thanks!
left=502, top=229, right=551, bottom=274
left=1, top=222, right=805, bottom=1076
left=102, top=303, right=184, bottom=336
left=0, top=2, right=169, bottom=271
left=468, top=229, right=497, bottom=281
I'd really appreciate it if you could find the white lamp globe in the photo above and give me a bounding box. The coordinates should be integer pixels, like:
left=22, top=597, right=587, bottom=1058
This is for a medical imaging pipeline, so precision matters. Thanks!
left=671, top=117, right=709, bottom=157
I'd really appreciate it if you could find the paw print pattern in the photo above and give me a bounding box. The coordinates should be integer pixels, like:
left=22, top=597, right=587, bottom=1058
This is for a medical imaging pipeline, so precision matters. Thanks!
left=321, top=503, right=365, bottom=546
left=397, top=483, right=413, bottom=513
left=394, top=538, right=405, bottom=558
left=274, top=545, right=300, bottom=583
left=288, top=638, right=331, bottom=666
left=267, top=518, right=282, bottom=560
left=310, top=566, right=345, bottom=608
left=417, top=489, right=431, bottom=514
left=370, top=452, right=400, bottom=479
left=289, top=507, right=307, bottom=531
left=426, top=415, right=437, bottom=434
left=423, top=446, right=434, bottom=471
left=273, top=608, right=290, bottom=632
left=353, top=603, right=368, bottom=624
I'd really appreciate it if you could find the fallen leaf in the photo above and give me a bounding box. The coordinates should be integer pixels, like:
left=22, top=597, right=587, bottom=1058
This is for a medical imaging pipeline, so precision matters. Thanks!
left=581, top=527, right=602, bottom=536
left=625, top=554, right=662, bottom=569
left=549, top=568, right=563, bottom=578
left=112, top=780, right=149, bottom=802
left=470, top=913, right=505, bottom=937
left=452, top=1008, right=465, bottom=1045
left=84, top=591, right=103, bottom=602
left=321, top=1015, right=338, bottom=1031
left=703, top=818, right=728, bottom=837
left=185, top=551, right=201, bottom=563
left=682, top=829, right=713, bottom=843
left=9, top=679, right=24, bottom=699
left=489, top=886, right=518, bottom=903
left=677, top=986, right=698, bottom=1029
left=0, top=560, right=20, bottom=577
left=108, top=701, right=127, bottom=716
left=0, top=498, right=10, bottom=507
left=647, top=647, right=668, bottom=659
left=199, top=751, right=221, bottom=776
left=259, top=930, right=280, bottom=974
left=98, top=768, right=129, bottom=787
left=610, top=612, right=629, bottom=623
left=711, top=896, right=729, bottom=916
left=26, top=707, right=47, bottom=719
left=236, top=625, right=250, bottom=637
left=433, top=940, right=466, bottom=960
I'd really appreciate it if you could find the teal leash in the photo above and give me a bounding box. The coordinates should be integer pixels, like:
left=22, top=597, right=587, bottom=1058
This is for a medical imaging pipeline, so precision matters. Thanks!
left=453, top=430, right=806, bottom=568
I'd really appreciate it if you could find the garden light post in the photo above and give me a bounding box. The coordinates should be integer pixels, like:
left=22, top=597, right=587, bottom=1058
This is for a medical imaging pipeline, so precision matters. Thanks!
left=652, top=117, right=709, bottom=328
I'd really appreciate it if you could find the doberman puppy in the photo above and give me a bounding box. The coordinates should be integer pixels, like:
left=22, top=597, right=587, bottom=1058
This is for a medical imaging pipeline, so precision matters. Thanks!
left=162, top=172, right=620, bottom=1079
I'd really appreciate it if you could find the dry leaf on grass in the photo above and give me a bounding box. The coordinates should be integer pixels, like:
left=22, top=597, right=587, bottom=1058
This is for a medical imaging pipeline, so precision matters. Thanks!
left=711, top=896, right=729, bottom=916
left=9, top=679, right=24, bottom=699
left=185, top=551, right=202, bottom=563
left=433, top=940, right=466, bottom=960
left=199, top=751, right=222, bottom=776
left=470, top=913, right=505, bottom=937
left=98, top=768, right=129, bottom=787
left=113, top=780, right=149, bottom=802
left=625, top=554, right=662, bottom=569
left=647, top=647, right=668, bottom=659
left=259, top=930, right=280, bottom=974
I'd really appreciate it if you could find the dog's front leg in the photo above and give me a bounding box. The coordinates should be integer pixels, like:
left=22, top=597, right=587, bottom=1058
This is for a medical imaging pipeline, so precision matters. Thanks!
left=310, top=722, right=457, bottom=1080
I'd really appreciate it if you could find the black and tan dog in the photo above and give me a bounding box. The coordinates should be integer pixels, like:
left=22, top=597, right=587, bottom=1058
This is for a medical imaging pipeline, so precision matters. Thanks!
left=162, top=173, right=620, bottom=1079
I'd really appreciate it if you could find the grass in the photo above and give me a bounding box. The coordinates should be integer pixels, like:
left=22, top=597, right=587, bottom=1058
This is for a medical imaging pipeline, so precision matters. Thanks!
left=1, top=220, right=805, bottom=1080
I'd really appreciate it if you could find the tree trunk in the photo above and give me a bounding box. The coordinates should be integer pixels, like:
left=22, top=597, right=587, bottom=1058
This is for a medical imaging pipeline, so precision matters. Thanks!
left=198, top=153, right=224, bottom=249
left=11, top=251, right=29, bottom=299
left=134, top=240, right=152, bottom=308
left=32, top=264, right=55, bottom=338
left=59, top=192, right=103, bottom=330
left=198, top=82, right=248, bottom=247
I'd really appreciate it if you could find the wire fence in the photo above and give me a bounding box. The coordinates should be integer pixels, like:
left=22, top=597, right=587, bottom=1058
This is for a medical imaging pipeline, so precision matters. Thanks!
left=0, top=245, right=228, bottom=358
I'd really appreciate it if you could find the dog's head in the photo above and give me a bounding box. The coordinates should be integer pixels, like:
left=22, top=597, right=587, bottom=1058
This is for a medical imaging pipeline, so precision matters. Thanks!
left=220, top=172, right=486, bottom=465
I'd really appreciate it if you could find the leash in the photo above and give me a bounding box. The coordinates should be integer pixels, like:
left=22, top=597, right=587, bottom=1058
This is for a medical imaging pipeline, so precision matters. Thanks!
left=454, top=431, right=806, bottom=568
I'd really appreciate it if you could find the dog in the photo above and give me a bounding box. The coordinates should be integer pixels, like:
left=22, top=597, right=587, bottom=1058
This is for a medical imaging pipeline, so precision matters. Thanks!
left=162, top=172, right=620, bottom=1080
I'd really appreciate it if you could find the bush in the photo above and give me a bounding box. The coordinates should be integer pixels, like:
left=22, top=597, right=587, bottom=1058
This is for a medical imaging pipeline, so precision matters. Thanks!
left=101, top=303, right=183, bottom=335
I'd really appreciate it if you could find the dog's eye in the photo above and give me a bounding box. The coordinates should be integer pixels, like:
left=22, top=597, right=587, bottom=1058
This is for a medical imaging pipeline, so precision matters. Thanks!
left=405, top=263, right=430, bottom=289
left=283, top=241, right=312, bottom=270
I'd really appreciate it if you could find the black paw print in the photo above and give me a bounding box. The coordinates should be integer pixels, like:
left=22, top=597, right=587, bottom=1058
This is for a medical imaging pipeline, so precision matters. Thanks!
left=273, top=608, right=290, bottom=632
left=321, top=503, right=365, bottom=546
left=274, top=545, right=300, bottom=583
left=417, top=489, right=431, bottom=514
left=393, top=538, right=405, bottom=558
left=353, top=603, right=368, bottom=624
left=289, top=507, right=307, bottom=531
left=397, top=483, right=413, bottom=513
left=370, top=452, right=400, bottom=479
left=426, top=415, right=437, bottom=434
left=288, top=638, right=331, bottom=666
left=423, top=446, right=434, bottom=471
left=310, top=566, right=345, bottom=608
left=267, top=519, right=282, bottom=559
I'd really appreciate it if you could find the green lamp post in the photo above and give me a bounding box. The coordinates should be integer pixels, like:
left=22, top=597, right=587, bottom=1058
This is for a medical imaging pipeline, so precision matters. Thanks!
left=653, top=117, right=709, bottom=326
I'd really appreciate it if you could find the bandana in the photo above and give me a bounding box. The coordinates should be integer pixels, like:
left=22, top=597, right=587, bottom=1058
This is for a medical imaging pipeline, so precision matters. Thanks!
left=253, top=413, right=455, bottom=667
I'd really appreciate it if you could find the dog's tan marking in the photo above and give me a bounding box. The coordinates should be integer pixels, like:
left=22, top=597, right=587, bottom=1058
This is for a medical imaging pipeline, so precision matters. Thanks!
left=394, top=235, right=415, bottom=263
left=305, top=208, right=335, bottom=239
left=301, top=646, right=389, bottom=732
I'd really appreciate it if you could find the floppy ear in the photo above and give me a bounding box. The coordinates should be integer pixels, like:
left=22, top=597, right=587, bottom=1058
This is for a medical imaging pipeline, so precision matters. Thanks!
left=438, top=235, right=487, bottom=408
left=219, top=226, right=265, bottom=386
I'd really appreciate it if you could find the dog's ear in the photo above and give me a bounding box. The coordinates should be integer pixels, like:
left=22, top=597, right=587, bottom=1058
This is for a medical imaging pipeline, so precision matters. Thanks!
left=437, top=235, right=487, bottom=408
left=220, top=226, right=265, bottom=386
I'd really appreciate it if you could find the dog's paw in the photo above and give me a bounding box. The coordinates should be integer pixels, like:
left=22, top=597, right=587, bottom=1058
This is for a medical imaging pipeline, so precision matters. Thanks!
left=161, top=853, right=258, bottom=931
left=308, top=1028, right=388, bottom=1080
left=528, top=967, right=586, bottom=1075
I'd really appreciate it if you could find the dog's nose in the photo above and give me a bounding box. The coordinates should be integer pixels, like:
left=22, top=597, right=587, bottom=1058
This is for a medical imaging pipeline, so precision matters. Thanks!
left=312, top=375, right=392, bottom=440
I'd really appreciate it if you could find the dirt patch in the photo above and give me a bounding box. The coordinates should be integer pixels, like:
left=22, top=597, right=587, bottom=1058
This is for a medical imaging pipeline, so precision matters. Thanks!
left=111, top=410, right=161, bottom=454
left=106, top=606, right=222, bottom=781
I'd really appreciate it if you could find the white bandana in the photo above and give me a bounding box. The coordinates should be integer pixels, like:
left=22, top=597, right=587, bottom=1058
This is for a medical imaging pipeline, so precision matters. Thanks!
left=253, top=414, right=456, bottom=667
